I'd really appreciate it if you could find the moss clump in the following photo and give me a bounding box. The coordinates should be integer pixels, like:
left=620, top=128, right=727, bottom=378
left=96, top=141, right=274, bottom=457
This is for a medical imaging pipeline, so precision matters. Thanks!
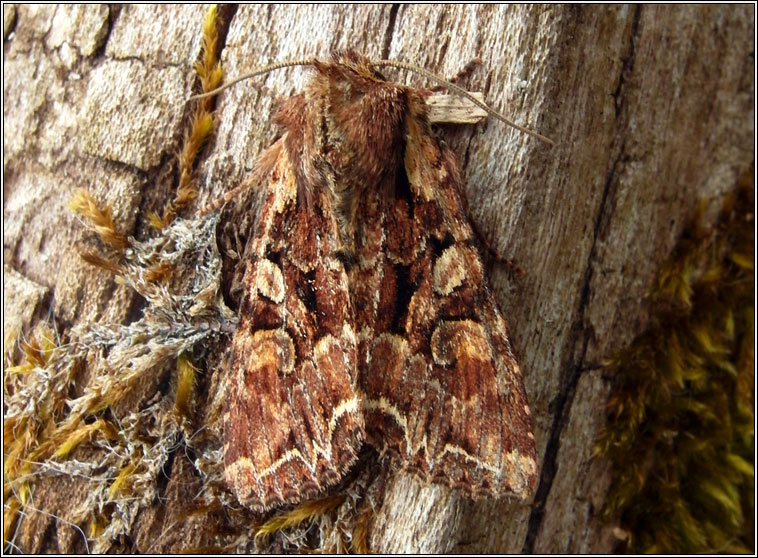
left=3, top=6, right=229, bottom=553
left=596, top=171, right=754, bottom=554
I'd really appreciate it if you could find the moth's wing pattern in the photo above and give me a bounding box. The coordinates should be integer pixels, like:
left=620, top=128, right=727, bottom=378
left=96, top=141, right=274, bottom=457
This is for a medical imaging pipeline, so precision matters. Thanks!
left=223, top=139, right=363, bottom=511
left=355, top=101, right=538, bottom=499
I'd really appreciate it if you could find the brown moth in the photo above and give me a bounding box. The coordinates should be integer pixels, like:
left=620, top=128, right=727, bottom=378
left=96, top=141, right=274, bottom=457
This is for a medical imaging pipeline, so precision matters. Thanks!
left=221, top=50, right=538, bottom=511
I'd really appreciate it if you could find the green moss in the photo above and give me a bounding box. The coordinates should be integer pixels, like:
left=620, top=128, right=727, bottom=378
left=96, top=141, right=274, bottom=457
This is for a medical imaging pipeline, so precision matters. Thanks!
left=597, top=171, right=754, bottom=554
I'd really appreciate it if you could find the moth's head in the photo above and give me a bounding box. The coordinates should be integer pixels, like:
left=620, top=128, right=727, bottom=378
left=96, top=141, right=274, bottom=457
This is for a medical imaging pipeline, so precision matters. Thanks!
left=327, top=50, right=385, bottom=80
left=311, top=50, right=398, bottom=94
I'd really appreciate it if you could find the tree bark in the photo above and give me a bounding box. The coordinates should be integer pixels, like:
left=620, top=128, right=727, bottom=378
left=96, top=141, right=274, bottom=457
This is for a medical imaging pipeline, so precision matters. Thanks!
left=3, top=4, right=753, bottom=553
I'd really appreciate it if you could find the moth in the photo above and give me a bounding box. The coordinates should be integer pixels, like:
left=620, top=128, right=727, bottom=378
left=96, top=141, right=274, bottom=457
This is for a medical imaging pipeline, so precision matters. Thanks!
left=217, top=50, right=539, bottom=511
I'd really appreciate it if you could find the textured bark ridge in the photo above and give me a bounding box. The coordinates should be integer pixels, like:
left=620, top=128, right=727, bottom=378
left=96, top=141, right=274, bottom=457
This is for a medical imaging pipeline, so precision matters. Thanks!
left=3, top=5, right=753, bottom=554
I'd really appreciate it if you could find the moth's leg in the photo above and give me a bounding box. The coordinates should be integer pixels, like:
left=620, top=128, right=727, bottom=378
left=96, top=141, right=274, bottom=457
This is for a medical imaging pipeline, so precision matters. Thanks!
left=196, top=176, right=258, bottom=216
left=447, top=56, right=483, bottom=85
left=196, top=141, right=282, bottom=216
left=467, top=210, right=525, bottom=276
left=429, top=56, right=482, bottom=92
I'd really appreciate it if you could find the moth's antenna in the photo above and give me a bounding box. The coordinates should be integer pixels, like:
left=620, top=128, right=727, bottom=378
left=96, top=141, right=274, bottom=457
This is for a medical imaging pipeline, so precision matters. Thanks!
left=188, top=56, right=554, bottom=146
left=373, top=59, right=555, bottom=146
left=188, top=58, right=316, bottom=102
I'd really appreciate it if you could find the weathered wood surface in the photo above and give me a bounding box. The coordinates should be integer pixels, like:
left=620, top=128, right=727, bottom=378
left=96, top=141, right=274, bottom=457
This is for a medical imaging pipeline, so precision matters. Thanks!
left=3, top=4, right=753, bottom=553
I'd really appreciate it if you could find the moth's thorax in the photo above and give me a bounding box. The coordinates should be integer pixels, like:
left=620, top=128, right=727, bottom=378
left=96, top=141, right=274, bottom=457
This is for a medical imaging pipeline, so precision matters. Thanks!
left=316, top=71, right=407, bottom=218
left=279, top=53, right=431, bottom=250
